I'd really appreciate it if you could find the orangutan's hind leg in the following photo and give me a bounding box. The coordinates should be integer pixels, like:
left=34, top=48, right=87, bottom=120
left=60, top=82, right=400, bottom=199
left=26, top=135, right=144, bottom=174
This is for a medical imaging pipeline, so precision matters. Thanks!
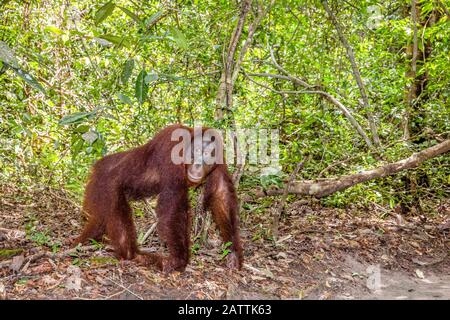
left=105, top=192, right=138, bottom=260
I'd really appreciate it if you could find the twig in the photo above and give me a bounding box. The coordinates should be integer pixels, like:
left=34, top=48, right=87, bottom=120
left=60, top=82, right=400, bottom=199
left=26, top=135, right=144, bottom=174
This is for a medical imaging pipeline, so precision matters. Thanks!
left=231, top=0, right=275, bottom=84
left=48, top=189, right=81, bottom=210
left=139, top=222, right=157, bottom=245
left=99, top=275, right=143, bottom=300
left=412, top=254, right=448, bottom=267
left=272, top=161, right=305, bottom=241
left=105, top=289, right=127, bottom=300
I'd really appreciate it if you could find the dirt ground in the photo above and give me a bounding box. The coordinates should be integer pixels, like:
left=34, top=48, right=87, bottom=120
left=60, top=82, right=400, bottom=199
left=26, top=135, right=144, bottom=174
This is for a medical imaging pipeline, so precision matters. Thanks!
left=1, top=185, right=449, bottom=300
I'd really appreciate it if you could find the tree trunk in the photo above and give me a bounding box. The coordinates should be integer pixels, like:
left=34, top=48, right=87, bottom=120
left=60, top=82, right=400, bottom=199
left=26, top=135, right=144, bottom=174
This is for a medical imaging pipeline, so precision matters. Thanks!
left=403, top=0, right=419, bottom=140
left=215, top=0, right=252, bottom=120
left=322, top=0, right=380, bottom=147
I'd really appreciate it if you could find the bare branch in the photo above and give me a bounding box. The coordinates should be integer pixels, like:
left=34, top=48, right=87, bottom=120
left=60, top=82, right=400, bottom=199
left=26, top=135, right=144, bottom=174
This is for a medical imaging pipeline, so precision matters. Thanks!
left=269, top=47, right=313, bottom=88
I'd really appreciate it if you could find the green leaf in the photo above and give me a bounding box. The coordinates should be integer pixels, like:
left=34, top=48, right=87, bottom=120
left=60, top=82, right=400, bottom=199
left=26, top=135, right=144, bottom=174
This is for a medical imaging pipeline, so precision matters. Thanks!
left=58, top=112, right=92, bottom=126
left=118, top=6, right=141, bottom=24
left=95, top=1, right=116, bottom=25
left=97, top=34, right=129, bottom=47
left=72, top=138, right=84, bottom=155
left=169, top=27, right=188, bottom=49
left=160, top=73, right=182, bottom=81
left=0, top=61, right=5, bottom=75
left=74, top=125, right=90, bottom=133
left=146, top=11, right=163, bottom=27
left=117, top=93, right=133, bottom=105
left=44, top=26, right=64, bottom=35
left=11, top=67, right=45, bottom=93
left=220, top=249, right=231, bottom=260
left=121, top=59, right=134, bottom=84
left=135, top=69, right=148, bottom=104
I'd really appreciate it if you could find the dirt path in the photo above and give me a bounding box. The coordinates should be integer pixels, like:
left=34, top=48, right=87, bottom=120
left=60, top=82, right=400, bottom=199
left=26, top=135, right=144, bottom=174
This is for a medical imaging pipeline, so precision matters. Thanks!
left=332, top=255, right=450, bottom=300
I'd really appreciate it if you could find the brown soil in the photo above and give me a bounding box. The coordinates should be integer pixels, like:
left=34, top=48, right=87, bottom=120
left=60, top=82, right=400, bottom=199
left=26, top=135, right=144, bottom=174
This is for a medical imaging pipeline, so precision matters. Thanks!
left=1, top=186, right=449, bottom=300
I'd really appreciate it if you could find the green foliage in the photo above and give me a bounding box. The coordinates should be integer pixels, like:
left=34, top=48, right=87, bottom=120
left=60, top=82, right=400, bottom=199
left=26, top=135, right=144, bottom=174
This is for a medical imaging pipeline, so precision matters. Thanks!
left=0, top=248, right=24, bottom=259
left=219, top=241, right=233, bottom=260
left=95, top=1, right=116, bottom=25
left=191, top=242, right=201, bottom=255
left=25, top=223, right=51, bottom=247
left=0, top=41, right=45, bottom=93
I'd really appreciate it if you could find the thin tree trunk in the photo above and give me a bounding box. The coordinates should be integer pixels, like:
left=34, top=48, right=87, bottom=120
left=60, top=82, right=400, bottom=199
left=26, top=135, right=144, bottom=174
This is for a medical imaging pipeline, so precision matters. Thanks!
left=262, top=139, right=450, bottom=198
left=215, top=0, right=252, bottom=119
left=322, top=0, right=381, bottom=147
left=403, top=0, right=419, bottom=140
left=231, top=0, right=275, bottom=84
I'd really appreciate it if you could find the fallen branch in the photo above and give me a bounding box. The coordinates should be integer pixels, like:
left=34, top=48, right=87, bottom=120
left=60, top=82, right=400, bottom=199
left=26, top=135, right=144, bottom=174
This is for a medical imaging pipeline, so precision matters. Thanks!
left=264, top=139, right=450, bottom=198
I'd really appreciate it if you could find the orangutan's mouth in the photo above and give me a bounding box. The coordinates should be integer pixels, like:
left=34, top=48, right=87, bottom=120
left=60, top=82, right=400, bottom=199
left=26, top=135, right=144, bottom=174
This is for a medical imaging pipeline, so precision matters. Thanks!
left=188, top=172, right=203, bottom=183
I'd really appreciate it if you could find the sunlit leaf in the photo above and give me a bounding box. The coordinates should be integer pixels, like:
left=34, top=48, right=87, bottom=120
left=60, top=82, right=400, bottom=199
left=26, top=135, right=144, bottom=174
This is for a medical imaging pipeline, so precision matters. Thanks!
left=11, top=66, right=45, bottom=93
left=169, top=27, right=188, bottom=49
left=93, top=37, right=114, bottom=47
left=44, top=26, right=64, bottom=35
left=58, top=112, right=92, bottom=126
left=0, top=41, right=19, bottom=68
left=146, top=11, right=163, bottom=28
left=74, top=125, right=90, bottom=133
left=118, top=6, right=141, bottom=24
left=135, top=69, right=148, bottom=104
left=82, top=131, right=98, bottom=144
left=95, top=1, right=116, bottom=25
left=145, top=73, right=158, bottom=83
left=97, top=34, right=129, bottom=47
